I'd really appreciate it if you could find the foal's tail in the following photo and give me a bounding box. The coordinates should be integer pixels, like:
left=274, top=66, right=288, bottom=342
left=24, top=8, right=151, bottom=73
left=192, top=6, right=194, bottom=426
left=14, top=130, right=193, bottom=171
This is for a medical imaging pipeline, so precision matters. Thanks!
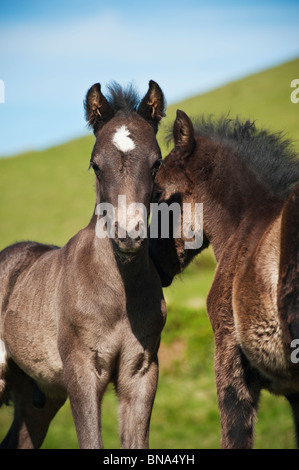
left=0, top=274, right=5, bottom=404
left=0, top=340, right=6, bottom=403
left=278, top=182, right=299, bottom=342
left=0, top=317, right=6, bottom=405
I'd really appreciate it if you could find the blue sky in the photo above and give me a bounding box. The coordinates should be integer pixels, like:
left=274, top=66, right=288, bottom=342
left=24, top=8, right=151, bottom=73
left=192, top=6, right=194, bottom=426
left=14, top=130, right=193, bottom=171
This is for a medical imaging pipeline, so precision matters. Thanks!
left=0, top=0, right=298, bottom=156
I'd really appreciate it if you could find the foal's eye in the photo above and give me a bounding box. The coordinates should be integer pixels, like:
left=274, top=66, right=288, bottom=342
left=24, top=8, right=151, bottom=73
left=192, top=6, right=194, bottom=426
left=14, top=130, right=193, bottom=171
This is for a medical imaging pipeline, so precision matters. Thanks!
left=89, top=162, right=101, bottom=175
left=151, top=189, right=162, bottom=204
left=152, top=159, right=163, bottom=177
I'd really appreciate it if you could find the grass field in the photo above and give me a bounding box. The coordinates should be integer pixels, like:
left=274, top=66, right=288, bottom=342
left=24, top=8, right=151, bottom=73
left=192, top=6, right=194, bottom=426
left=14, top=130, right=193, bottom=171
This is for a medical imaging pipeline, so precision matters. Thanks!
left=0, top=58, right=298, bottom=449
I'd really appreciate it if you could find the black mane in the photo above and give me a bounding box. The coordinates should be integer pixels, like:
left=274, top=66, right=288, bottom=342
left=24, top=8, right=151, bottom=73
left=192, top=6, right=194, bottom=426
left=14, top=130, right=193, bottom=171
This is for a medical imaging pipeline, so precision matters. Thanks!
left=106, top=81, right=140, bottom=115
left=192, top=115, right=299, bottom=199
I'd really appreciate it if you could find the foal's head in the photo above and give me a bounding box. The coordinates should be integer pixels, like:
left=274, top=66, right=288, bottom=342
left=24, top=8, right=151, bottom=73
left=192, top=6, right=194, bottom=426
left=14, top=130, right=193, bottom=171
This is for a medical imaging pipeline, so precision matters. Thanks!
left=150, top=107, right=299, bottom=286
left=150, top=110, right=209, bottom=286
left=85, top=80, right=166, bottom=255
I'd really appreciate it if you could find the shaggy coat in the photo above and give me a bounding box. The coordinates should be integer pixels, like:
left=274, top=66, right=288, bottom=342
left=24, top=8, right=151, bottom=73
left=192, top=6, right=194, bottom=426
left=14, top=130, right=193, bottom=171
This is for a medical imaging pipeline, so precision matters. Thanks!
left=0, top=81, right=167, bottom=449
left=150, top=110, right=299, bottom=448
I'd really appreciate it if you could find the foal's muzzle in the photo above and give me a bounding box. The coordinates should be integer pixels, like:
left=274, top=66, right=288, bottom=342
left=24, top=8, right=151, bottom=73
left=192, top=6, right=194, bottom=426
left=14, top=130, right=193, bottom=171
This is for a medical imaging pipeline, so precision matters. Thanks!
left=113, top=221, right=147, bottom=253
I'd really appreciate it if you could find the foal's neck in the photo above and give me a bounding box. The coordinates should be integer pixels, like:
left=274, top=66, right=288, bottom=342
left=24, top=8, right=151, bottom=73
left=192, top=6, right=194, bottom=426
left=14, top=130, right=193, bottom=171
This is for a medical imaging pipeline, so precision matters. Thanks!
left=194, top=139, right=282, bottom=261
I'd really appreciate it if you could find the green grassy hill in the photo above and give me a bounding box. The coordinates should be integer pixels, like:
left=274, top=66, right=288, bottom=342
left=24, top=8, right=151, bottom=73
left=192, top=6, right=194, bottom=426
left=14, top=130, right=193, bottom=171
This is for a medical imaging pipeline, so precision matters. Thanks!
left=162, top=57, right=299, bottom=149
left=1, top=58, right=298, bottom=250
left=0, top=58, right=298, bottom=449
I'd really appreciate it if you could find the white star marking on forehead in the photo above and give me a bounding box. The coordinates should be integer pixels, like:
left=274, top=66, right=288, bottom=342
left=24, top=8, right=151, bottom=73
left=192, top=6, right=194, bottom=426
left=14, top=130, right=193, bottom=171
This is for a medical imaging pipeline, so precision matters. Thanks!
left=112, top=125, right=136, bottom=153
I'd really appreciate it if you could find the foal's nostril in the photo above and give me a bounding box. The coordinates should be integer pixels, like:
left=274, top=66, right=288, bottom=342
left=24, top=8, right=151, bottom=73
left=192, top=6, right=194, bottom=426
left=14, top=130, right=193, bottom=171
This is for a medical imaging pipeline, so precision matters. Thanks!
left=135, top=221, right=146, bottom=238
left=134, top=223, right=141, bottom=242
left=115, top=222, right=127, bottom=240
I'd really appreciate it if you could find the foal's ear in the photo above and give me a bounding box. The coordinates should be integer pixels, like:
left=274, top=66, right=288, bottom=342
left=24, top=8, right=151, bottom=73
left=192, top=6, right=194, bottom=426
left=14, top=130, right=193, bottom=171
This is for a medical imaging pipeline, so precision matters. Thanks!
left=173, top=110, right=195, bottom=155
left=137, top=80, right=166, bottom=133
left=84, top=83, right=114, bottom=134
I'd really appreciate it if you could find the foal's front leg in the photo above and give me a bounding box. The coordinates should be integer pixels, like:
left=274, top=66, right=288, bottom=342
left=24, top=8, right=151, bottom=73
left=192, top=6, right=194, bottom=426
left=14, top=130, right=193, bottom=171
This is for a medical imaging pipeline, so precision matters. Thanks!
left=59, top=339, right=110, bottom=449
left=117, top=355, right=159, bottom=449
